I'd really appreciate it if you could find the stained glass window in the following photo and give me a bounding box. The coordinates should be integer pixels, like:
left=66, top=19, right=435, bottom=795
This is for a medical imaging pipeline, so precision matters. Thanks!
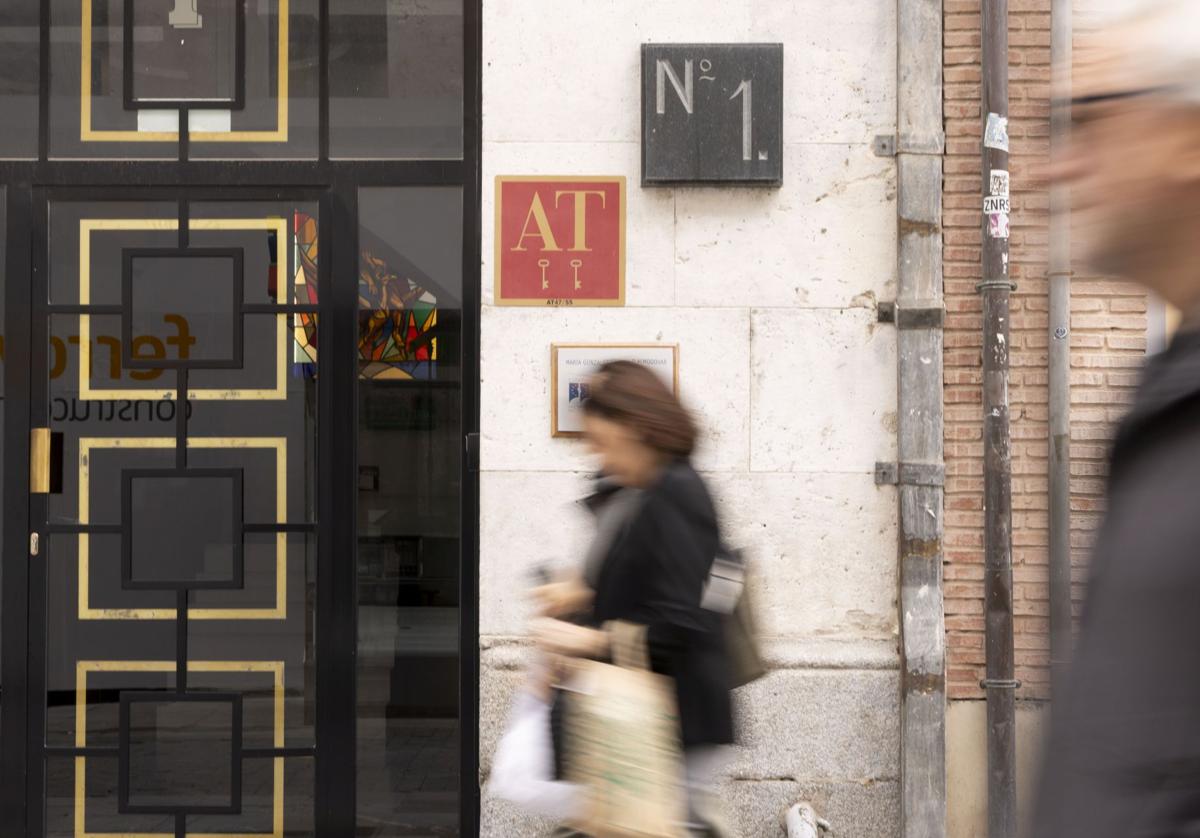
left=358, top=225, right=439, bottom=382
left=293, top=211, right=319, bottom=378
left=290, top=210, right=441, bottom=381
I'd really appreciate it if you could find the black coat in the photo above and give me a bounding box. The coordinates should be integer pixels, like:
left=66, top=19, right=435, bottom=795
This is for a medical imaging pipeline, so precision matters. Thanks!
left=1033, top=328, right=1200, bottom=837
left=585, top=460, right=735, bottom=750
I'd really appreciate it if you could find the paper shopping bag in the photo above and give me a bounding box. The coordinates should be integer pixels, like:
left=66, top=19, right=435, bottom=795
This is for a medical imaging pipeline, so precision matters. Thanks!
left=563, top=622, right=688, bottom=838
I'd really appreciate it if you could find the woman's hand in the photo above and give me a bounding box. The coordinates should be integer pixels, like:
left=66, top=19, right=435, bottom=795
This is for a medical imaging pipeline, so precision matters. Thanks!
left=530, top=578, right=594, bottom=618
left=531, top=618, right=609, bottom=658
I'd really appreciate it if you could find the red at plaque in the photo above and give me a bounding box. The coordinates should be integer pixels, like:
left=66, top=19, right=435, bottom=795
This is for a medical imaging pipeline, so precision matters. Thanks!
left=495, top=176, right=626, bottom=306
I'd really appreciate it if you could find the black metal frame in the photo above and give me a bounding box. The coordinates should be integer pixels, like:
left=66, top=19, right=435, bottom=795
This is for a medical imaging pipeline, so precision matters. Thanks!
left=117, top=690, right=245, bottom=815
left=123, top=0, right=248, bottom=111
left=120, top=247, right=246, bottom=370
left=120, top=467, right=245, bottom=590
left=0, top=0, right=484, bottom=834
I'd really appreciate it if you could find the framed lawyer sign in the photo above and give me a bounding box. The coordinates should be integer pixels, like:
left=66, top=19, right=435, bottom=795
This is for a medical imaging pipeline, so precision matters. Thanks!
left=551, top=343, right=679, bottom=437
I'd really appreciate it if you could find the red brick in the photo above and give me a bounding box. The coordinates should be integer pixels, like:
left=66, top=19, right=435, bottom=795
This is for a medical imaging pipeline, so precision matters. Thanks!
left=940, top=0, right=1146, bottom=698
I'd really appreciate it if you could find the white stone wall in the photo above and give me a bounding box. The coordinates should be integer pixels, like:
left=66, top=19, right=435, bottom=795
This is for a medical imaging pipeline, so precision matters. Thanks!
left=480, top=3, right=902, bottom=834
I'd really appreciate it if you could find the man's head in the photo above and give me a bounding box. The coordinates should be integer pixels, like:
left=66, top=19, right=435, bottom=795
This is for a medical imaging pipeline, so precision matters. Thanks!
left=1057, top=0, right=1200, bottom=308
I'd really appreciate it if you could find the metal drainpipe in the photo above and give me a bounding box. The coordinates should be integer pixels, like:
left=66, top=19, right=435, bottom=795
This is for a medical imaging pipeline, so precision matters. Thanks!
left=980, top=1, right=1018, bottom=836
left=1048, top=0, right=1073, bottom=697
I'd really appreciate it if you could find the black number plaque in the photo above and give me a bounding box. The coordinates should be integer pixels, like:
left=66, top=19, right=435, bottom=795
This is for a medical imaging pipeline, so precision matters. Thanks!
left=641, top=43, right=783, bottom=186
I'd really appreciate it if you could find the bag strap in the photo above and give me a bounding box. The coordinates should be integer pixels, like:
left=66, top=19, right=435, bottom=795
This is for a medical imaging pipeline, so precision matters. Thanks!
left=604, top=620, right=650, bottom=671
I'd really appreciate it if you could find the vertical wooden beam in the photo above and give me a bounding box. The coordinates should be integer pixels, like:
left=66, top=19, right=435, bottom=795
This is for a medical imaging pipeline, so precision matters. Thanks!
left=896, top=1, right=946, bottom=836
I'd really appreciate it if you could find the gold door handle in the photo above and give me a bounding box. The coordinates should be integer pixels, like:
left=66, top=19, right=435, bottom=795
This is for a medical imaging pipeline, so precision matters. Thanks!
left=30, top=428, right=62, bottom=494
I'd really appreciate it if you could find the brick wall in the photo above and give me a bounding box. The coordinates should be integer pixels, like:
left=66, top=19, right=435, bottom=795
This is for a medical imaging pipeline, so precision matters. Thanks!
left=942, top=0, right=1149, bottom=701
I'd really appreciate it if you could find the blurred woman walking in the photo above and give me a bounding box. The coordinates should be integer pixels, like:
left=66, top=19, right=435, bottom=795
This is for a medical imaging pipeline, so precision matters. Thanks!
left=531, top=360, right=736, bottom=837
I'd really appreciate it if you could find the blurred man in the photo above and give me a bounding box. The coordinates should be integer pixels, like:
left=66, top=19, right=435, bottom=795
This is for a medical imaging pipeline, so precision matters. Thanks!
left=1033, top=2, right=1200, bottom=835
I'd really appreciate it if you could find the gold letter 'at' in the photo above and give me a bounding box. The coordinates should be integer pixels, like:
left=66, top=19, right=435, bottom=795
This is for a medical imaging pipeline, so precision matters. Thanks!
left=554, top=190, right=607, bottom=252
left=512, top=192, right=561, bottom=252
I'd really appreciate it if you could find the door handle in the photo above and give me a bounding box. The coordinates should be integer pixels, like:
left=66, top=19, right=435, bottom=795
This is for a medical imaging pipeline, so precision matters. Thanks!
left=30, top=428, right=63, bottom=494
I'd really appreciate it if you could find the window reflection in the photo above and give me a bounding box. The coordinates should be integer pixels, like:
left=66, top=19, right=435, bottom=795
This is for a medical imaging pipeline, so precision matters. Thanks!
left=48, top=0, right=319, bottom=160
left=331, top=1, right=464, bottom=160
left=0, top=3, right=38, bottom=158
left=0, top=190, right=6, bottom=746
left=356, top=188, right=463, bottom=835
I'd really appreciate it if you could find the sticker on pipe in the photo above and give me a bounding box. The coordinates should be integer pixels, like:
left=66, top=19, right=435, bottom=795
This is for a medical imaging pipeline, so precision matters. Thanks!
left=990, top=169, right=1010, bottom=197
left=988, top=212, right=1010, bottom=240
left=983, top=196, right=1010, bottom=214
left=984, top=113, right=1009, bottom=152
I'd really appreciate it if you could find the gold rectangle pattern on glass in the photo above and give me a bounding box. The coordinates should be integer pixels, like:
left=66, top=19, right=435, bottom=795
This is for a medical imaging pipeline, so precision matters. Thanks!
left=74, top=660, right=285, bottom=838
left=78, top=218, right=289, bottom=401
left=80, top=0, right=289, bottom=143
left=78, top=437, right=288, bottom=621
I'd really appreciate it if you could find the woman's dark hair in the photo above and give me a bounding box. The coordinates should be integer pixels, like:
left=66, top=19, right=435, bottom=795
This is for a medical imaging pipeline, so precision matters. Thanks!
left=582, top=360, right=697, bottom=459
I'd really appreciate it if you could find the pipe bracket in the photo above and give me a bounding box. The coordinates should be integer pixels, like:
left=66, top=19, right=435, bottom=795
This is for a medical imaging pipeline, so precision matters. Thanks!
left=976, top=279, right=1018, bottom=292
left=875, top=462, right=945, bottom=487
left=896, top=306, right=944, bottom=330
left=979, top=678, right=1022, bottom=690
left=877, top=303, right=944, bottom=329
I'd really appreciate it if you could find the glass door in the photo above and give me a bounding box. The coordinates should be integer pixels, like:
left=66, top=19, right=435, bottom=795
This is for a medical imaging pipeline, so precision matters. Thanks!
left=0, top=0, right=481, bottom=834
left=355, top=187, right=464, bottom=836
left=30, top=191, right=324, bottom=837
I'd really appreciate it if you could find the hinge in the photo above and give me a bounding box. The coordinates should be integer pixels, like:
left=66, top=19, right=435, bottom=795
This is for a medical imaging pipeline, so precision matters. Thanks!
left=29, top=532, right=39, bottom=557
left=465, top=433, right=480, bottom=473
left=875, top=462, right=945, bottom=487
left=877, top=303, right=944, bottom=329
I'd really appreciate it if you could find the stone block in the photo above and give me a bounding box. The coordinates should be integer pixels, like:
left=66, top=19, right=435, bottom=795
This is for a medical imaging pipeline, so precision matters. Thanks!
left=479, top=657, right=526, bottom=780
left=479, top=656, right=901, bottom=836
left=483, top=0, right=894, bottom=146
left=749, top=0, right=897, bottom=144
left=479, top=655, right=899, bottom=794
left=483, top=1, right=753, bottom=145
left=478, top=659, right=901, bottom=835
left=674, top=144, right=896, bottom=309
left=727, top=668, right=900, bottom=782
left=480, top=471, right=595, bottom=637
left=946, top=701, right=1050, bottom=838
left=480, top=794, right=557, bottom=838
left=479, top=779, right=900, bottom=838
left=724, top=777, right=900, bottom=838
left=710, top=471, right=898, bottom=639
left=750, top=307, right=897, bottom=474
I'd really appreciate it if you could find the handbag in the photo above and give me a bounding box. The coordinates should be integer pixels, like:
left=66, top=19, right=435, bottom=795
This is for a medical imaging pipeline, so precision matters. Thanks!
left=702, top=546, right=767, bottom=688
left=562, top=621, right=688, bottom=838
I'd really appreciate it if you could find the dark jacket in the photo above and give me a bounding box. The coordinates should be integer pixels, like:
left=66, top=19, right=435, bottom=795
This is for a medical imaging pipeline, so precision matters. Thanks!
left=585, top=459, right=735, bottom=750
left=1033, top=328, right=1200, bottom=838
